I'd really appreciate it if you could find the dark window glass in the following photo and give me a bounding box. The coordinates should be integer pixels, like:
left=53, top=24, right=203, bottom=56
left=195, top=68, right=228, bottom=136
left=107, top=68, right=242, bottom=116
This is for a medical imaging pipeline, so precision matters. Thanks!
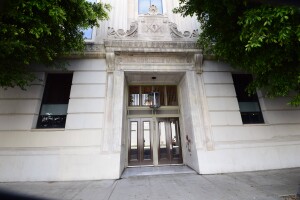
left=141, top=86, right=152, bottom=106
left=129, top=86, right=140, bottom=106
left=166, top=86, right=178, bottom=106
left=128, top=85, right=178, bottom=107
left=37, top=74, right=73, bottom=128
left=153, top=85, right=165, bottom=106
left=232, top=74, right=264, bottom=124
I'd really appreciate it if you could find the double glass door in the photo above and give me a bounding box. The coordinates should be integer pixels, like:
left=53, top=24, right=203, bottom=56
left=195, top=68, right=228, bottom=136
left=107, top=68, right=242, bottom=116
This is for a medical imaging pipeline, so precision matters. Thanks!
left=157, top=118, right=182, bottom=164
left=128, top=118, right=182, bottom=166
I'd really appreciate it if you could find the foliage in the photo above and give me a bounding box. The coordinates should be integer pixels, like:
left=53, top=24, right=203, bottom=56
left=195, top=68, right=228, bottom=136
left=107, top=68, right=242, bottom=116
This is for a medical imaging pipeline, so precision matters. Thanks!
left=174, top=0, right=300, bottom=106
left=0, top=0, right=110, bottom=88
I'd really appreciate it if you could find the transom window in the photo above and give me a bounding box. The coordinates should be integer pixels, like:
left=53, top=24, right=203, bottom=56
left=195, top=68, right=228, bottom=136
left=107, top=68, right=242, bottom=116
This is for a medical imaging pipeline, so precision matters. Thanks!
left=232, top=74, right=264, bottom=124
left=138, top=0, right=163, bottom=14
left=128, top=85, right=177, bottom=106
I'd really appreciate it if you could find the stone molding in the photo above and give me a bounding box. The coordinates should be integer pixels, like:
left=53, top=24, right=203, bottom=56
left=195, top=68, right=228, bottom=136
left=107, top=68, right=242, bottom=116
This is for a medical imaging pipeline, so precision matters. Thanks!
left=194, top=53, right=204, bottom=74
left=106, top=52, right=115, bottom=73
left=104, top=40, right=199, bottom=50
left=115, top=53, right=193, bottom=65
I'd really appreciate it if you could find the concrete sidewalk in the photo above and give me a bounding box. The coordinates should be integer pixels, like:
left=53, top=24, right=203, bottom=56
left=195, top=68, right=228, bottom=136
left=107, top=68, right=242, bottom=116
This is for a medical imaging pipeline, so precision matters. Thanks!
left=0, top=167, right=299, bottom=200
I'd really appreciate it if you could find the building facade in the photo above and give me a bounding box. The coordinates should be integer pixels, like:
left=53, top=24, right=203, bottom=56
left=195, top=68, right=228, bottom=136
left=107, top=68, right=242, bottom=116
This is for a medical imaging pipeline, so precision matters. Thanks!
left=0, top=0, right=300, bottom=182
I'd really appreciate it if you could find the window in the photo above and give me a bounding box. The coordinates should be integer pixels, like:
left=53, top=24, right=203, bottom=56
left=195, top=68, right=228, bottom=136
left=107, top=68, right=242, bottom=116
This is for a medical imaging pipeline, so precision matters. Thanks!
left=37, top=74, right=73, bottom=128
left=138, top=0, right=163, bottom=14
left=128, top=85, right=177, bottom=106
left=83, top=28, right=93, bottom=40
left=232, top=74, right=264, bottom=124
left=82, top=0, right=96, bottom=40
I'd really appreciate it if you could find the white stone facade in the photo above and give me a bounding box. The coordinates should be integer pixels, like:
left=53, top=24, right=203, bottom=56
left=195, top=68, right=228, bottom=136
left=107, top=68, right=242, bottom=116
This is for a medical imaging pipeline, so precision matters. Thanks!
left=0, top=0, right=299, bottom=181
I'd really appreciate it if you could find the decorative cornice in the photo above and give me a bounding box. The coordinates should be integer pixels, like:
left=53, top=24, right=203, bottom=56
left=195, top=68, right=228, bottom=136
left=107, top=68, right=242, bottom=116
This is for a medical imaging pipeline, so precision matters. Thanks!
left=85, top=43, right=105, bottom=52
left=104, top=40, right=201, bottom=53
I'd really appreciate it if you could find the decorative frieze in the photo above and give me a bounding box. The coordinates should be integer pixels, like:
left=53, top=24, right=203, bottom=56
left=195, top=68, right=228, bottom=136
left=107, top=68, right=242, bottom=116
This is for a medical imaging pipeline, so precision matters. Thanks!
left=85, top=44, right=105, bottom=52
left=115, top=54, right=193, bottom=65
left=169, top=22, right=199, bottom=39
left=106, top=6, right=198, bottom=42
left=107, top=21, right=138, bottom=39
left=104, top=40, right=198, bottom=50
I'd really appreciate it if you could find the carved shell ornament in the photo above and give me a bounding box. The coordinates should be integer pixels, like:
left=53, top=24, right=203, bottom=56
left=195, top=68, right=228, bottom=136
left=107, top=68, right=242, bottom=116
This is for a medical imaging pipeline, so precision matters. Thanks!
left=148, top=5, right=159, bottom=15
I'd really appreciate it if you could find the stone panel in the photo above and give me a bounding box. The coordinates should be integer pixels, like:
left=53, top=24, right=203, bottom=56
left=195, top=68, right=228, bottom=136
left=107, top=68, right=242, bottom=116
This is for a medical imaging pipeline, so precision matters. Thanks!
left=65, top=113, right=103, bottom=129
left=72, top=72, right=106, bottom=84
left=264, top=111, right=300, bottom=124
left=0, top=85, right=44, bottom=99
left=205, top=84, right=236, bottom=97
left=70, top=85, right=106, bottom=98
left=259, top=97, right=299, bottom=111
left=212, top=124, right=300, bottom=142
left=209, top=111, right=242, bottom=126
left=203, top=72, right=233, bottom=84
left=0, top=130, right=102, bottom=148
left=207, top=98, right=239, bottom=111
left=203, top=60, right=233, bottom=72
left=67, top=59, right=106, bottom=71
left=68, top=99, right=105, bottom=113
left=0, top=100, right=41, bottom=114
left=0, top=115, right=35, bottom=130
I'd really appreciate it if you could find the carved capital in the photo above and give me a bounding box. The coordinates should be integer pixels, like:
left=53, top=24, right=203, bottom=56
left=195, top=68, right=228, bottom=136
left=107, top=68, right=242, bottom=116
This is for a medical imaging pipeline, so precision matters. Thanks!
left=194, top=53, right=203, bottom=74
left=106, top=52, right=115, bottom=73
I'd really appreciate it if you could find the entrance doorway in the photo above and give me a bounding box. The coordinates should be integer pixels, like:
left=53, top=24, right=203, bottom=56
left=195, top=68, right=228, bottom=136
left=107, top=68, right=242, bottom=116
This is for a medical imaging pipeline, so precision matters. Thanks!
left=128, top=118, right=182, bottom=166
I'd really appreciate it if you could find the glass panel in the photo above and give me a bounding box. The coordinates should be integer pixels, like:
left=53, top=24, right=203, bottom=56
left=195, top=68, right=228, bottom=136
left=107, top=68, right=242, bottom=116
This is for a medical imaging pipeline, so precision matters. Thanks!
left=138, top=0, right=150, bottom=14
left=159, top=122, right=168, bottom=160
left=166, top=86, right=178, bottom=106
left=82, top=0, right=96, bottom=39
left=151, top=0, right=163, bottom=13
left=36, top=115, right=66, bottom=128
left=239, top=102, right=261, bottom=112
left=141, top=86, right=152, bottom=106
left=153, top=86, right=165, bottom=106
left=83, top=28, right=93, bottom=39
left=241, top=112, right=264, bottom=124
left=143, top=121, right=151, bottom=160
left=130, top=122, right=138, bottom=161
left=138, top=0, right=162, bottom=14
left=171, top=121, right=180, bottom=159
left=40, top=104, right=68, bottom=115
left=129, top=86, right=140, bottom=106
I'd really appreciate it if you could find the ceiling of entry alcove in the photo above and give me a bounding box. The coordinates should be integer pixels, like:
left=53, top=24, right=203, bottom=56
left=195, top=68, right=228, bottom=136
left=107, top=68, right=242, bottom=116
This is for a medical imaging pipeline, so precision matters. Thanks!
left=125, top=72, right=185, bottom=85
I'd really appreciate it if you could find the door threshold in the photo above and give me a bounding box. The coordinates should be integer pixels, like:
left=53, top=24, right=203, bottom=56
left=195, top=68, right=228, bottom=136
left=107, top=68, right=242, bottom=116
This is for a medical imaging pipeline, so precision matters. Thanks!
left=127, top=164, right=184, bottom=168
left=121, top=165, right=196, bottom=178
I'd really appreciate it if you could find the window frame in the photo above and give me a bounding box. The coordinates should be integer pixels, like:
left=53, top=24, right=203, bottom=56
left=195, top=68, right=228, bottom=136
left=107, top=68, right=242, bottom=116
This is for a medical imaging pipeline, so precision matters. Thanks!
left=36, top=73, right=73, bottom=129
left=232, top=74, right=264, bottom=124
left=128, top=85, right=178, bottom=107
left=138, top=0, right=163, bottom=15
left=82, top=0, right=97, bottom=42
